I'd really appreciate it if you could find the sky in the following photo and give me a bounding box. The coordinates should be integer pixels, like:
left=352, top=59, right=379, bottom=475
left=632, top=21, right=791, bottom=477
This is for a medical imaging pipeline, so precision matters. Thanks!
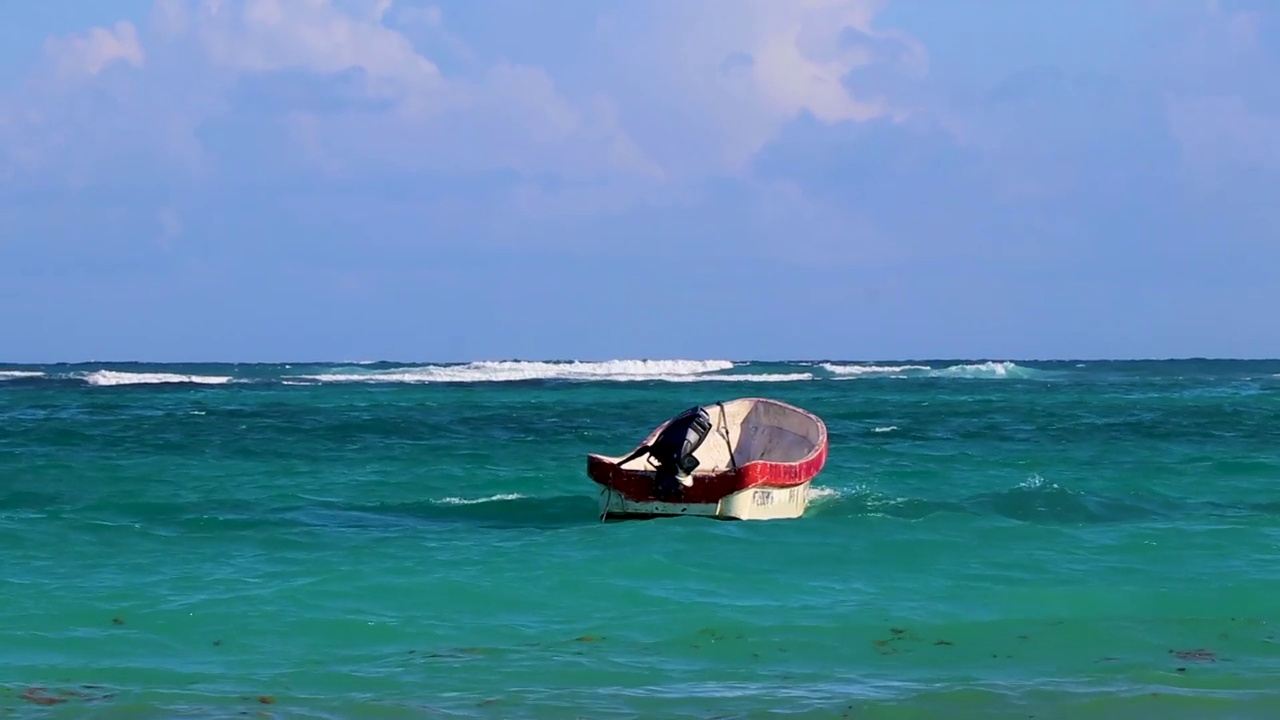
left=1, top=0, right=1277, bottom=363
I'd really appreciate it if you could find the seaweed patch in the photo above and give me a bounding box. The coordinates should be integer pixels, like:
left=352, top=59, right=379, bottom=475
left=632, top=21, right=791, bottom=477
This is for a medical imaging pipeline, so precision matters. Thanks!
left=872, top=626, right=921, bottom=655
left=17, top=686, right=114, bottom=706
left=20, top=688, right=66, bottom=706
left=1169, top=648, right=1216, bottom=663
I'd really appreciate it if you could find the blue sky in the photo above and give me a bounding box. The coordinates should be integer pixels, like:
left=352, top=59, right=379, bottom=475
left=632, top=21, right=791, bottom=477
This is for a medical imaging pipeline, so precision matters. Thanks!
left=2, top=0, right=1277, bottom=362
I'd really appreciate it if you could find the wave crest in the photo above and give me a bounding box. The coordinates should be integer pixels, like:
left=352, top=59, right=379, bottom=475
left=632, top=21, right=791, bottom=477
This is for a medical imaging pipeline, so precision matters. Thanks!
left=0, top=371, right=45, bottom=381
left=821, top=363, right=930, bottom=376
left=933, top=361, right=1036, bottom=379
left=83, top=371, right=235, bottom=386
left=822, top=361, right=1042, bottom=380
left=296, top=359, right=809, bottom=384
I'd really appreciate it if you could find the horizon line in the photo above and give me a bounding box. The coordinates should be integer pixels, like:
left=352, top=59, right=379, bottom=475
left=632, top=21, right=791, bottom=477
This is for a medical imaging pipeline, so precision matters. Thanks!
left=4, top=356, right=1280, bottom=366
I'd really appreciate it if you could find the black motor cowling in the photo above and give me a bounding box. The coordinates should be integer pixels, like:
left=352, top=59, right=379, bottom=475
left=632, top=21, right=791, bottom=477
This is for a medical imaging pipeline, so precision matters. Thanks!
left=623, top=405, right=713, bottom=499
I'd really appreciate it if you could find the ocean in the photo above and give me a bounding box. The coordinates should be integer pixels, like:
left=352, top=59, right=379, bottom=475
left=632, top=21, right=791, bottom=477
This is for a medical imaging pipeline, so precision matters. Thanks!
left=2, top=358, right=1279, bottom=719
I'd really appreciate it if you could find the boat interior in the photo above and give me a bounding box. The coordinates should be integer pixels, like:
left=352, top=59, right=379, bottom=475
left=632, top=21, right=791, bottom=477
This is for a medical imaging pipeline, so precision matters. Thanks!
left=616, top=398, right=825, bottom=474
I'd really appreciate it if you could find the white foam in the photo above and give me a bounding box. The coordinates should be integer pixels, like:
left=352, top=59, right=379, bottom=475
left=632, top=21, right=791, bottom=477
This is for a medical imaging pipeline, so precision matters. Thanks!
left=0, top=370, right=44, bottom=380
left=1014, top=473, right=1067, bottom=492
left=304, top=369, right=812, bottom=384
left=292, top=359, right=807, bottom=385
left=822, top=363, right=930, bottom=376
left=434, top=493, right=527, bottom=506
left=932, top=361, right=1031, bottom=379
left=654, top=372, right=813, bottom=383
left=1020, top=473, right=1046, bottom=488
left=824, top=361, right=1039, bottom=380
left=806, top=486, right=843, bottom=504
left=872, top=425, right=898, bottom=433
left=83, top=370, right=234, bottom=386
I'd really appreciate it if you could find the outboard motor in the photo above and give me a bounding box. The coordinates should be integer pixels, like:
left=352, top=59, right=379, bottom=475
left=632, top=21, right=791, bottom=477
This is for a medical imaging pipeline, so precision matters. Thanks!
left=620, top=405, right=714, bottom=499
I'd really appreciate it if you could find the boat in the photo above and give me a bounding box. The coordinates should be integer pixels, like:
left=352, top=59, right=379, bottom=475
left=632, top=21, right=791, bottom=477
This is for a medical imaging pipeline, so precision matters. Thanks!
left=587, top=397, right=828, bottom=521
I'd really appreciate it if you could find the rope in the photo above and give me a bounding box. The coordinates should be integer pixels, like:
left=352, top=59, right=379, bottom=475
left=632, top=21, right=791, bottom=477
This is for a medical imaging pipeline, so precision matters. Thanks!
left=717, top=401, right=737, bottom=471
left=600, top=484, right=615, bottom=522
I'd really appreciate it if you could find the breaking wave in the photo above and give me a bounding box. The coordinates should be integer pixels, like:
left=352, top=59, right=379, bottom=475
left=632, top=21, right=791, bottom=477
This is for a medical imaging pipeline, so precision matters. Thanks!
left=297, top=359, right=812, bottom=384
left=0, top=370, right=44, bottom=381
left=821, top=361, right=1043, bottom=379
left=932, top=361, right=1039, bottom=379
left=0, top=359, right=1070, bottom=388
left=82, top=370, right=236, bottom=387
left=822, top=363, right=930, bottom=376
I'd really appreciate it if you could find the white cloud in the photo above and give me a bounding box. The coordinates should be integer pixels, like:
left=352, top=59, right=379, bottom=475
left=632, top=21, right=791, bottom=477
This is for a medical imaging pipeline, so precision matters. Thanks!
left=588, top=0, right=928, bottom=177
left=192, top=0, right=441, bottom=97
left=280, top=61, right=664, bottom=181
left=44, top=20, right=146, bottom=79
left=731, top=0, right=925, bottom=124
left=3, top=0, right=928, bottom=196
left=150, top=0, right=190, bottom=41
left=5, top=0, right=660, bottom=189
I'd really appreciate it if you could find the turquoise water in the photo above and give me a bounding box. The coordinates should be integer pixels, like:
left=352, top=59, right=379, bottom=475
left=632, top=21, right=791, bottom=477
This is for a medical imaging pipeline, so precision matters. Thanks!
left=2, top=359, right=1280, bottom=718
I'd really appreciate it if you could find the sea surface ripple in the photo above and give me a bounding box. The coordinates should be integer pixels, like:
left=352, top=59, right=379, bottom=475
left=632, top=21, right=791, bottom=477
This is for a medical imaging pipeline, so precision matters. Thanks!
left=2, top=359, right=1280, bottom=718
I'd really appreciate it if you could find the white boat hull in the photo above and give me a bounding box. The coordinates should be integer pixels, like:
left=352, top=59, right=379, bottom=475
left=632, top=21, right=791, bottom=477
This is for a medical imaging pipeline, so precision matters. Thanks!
left=588, top=397, right=828, bottom=522
left=598, top=481, right=812, bottom=521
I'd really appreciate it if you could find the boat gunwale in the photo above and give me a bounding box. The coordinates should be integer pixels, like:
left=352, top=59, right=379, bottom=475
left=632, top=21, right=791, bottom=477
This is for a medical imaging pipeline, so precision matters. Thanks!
left=588, top=397, right=827, bottom=469
left=585, top=397, right=829, bottom=500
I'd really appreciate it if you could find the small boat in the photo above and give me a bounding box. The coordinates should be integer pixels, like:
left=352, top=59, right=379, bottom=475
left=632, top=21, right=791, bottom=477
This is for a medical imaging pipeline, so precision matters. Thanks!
left=587, top=397, right=828, bottom=521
